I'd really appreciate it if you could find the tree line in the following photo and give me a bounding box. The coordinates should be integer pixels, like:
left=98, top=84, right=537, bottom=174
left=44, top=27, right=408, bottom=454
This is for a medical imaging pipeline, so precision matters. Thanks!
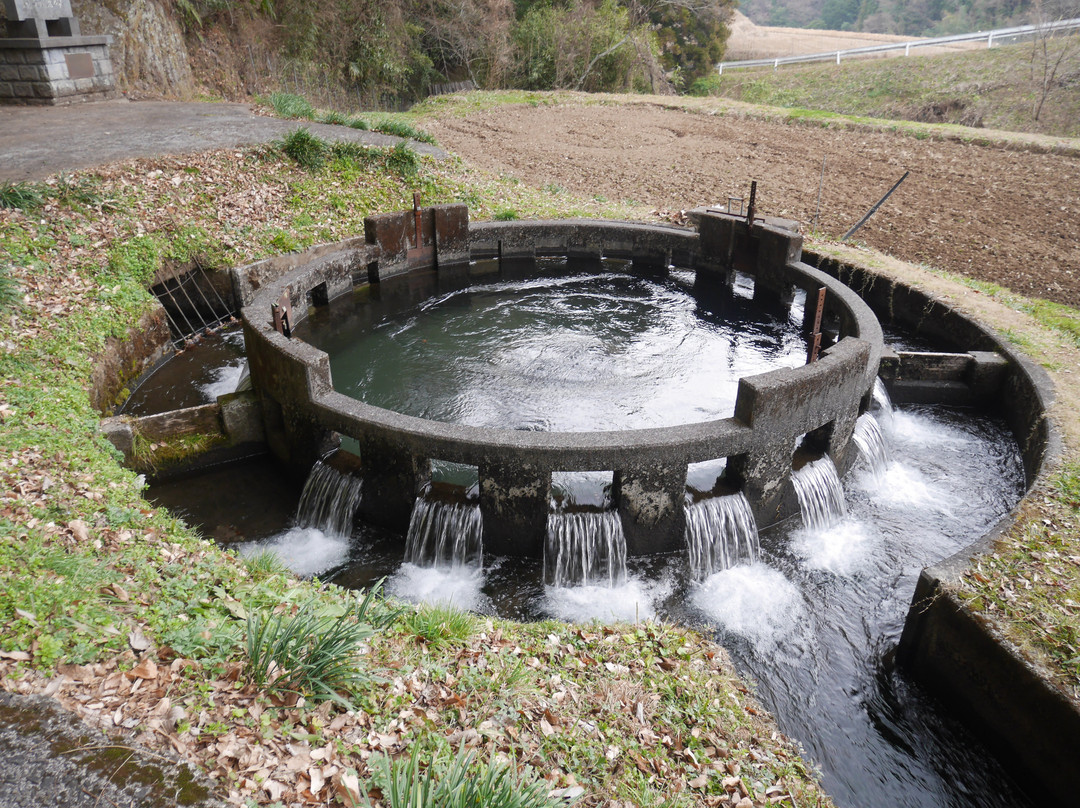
left=175, top=0, right=735, bottom=102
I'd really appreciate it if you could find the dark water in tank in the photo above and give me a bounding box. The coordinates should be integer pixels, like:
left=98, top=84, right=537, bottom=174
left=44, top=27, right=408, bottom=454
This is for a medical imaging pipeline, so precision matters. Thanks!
left=293, top=259, right=809, bottom=430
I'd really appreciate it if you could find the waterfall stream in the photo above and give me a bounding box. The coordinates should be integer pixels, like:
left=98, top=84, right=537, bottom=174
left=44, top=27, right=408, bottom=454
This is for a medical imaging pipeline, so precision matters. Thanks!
left=684, top=492, right=760, bottom=579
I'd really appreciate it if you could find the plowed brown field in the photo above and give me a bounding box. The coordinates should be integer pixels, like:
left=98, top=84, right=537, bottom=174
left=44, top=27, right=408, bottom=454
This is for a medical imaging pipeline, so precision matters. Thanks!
left=426, top=101, right=1080, bottom=307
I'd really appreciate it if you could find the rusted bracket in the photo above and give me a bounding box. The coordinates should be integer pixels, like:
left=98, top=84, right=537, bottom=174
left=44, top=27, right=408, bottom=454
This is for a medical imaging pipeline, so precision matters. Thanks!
left=807, top=286, right=826, bottom=363
left=271, top=290, right=292, bottom=339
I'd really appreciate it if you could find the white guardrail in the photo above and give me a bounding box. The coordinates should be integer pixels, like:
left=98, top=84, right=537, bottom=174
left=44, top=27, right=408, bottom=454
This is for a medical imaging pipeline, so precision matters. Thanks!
left=717, top=17, right=1080, bottom=74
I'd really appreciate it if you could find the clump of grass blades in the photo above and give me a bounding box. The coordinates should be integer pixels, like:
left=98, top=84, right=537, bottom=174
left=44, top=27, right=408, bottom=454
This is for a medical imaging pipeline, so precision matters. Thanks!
left=318, top=109, right=348, bottom=126
left=372, top=746, right=563, bottom=808
left=402, top=604, right=477, bottom=648
left=243, top=549, right=289, bottom=581
left=51, top=175, right=111, bottom=209
left=269, top=92, right=315, bottom=120
left=0, top=266, right=20, bottom=311
left=348, top=117, right=370, bottom=130
left=372, top=119, right=437, bottom=145
left=330, top=141, right=380, bottom=166
left=279, top=127, right=329, bottom=170
left=0, top=181, right=47, bottom=211
left=1055, top=462, right=1080, bottom=509
left=386, top=142, right=419, bottom=177
left=244, top=584, right=392, bottom=707
left=493, top=208, right=519, bottom=221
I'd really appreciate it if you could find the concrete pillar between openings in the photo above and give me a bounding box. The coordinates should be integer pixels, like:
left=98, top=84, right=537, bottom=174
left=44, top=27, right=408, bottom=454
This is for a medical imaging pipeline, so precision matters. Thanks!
left=614, top=463, right=686, bottom=555
left=478, top=462, right=550, bottom=557
left=829, top=410, right=861, bottom=474
left=360, top=446, right=429, bottom=534
left=727, top=443, right=794, bottom=528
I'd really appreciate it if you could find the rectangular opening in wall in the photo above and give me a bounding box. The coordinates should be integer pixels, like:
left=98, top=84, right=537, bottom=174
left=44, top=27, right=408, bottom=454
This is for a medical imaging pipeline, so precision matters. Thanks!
left=308, top=281, right=329, bottom=307
left=551, top=470, right=614, bottom=513
left=792, top=422, right=834, bottom=470
left=686, top=458, right=738, bottom=502
left=430, top=459, right=479, bottom=502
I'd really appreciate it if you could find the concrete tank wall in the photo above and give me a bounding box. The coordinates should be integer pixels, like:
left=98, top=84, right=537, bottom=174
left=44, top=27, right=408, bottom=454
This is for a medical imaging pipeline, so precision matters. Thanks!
left=240, top=212, right=884, bottom=556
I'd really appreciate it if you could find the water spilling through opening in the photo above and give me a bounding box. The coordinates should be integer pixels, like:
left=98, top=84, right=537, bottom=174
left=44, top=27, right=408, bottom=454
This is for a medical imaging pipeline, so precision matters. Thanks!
left=852, top=412, right=891, bottom=481
left=544, top=510, right=627, bottom=587
left=684, top=492, right=760, bottom=580
left=295, top=460, right=363, bottom=536
left=404, top=489, right=484, bottom=569
left=791, top=456, right=847, bottom=532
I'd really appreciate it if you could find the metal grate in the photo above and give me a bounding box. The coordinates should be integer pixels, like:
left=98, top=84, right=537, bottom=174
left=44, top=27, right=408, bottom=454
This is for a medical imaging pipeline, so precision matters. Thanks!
left=150, top=264, right=235, bottom=346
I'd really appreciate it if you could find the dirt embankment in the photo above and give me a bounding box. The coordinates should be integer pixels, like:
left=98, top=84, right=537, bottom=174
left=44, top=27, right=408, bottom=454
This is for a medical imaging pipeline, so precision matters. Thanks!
left=425, top=101, right=1080, bottom=306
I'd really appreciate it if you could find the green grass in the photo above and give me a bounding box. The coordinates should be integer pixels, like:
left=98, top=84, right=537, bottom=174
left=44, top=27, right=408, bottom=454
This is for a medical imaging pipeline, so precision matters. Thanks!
left=401, top=604, right=477, bottom=648
left=268, top=91, right=316, bottom=120
left=244, top=585, right=388, bottom=707
left=278, top=127, right=329, bottom=170
left=694, top=37, right=1080, bottom=138
left=371, top=746, right=562, bottom=808
left=0, top=181, right=47, bottom=211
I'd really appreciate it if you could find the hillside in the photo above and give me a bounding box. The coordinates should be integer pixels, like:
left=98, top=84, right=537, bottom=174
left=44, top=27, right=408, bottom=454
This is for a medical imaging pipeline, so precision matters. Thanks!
left=695, top=36, right=1080, bottom=137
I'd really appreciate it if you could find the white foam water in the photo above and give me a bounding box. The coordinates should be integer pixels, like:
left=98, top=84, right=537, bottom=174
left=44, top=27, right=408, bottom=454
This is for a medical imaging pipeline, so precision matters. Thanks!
left=684, top=491, right=760, bottom=580
left=790, top=519, right=878, bottom=576
left=690, top=564, right=804, bottom=649
left=544, top=510, right=627, bottom=587
left=387, top=562, right=489, bottom=612
left=852, top=412, right=891, bottom=481
left=198, top=360, right=247, bottom=401
left=236, top=526, right=349, bottom=578
left=541, top=574, right=669, bottom=624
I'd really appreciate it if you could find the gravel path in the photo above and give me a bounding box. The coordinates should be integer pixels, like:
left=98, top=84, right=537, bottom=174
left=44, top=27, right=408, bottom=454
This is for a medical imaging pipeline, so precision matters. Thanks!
left=0, top=693, right=222, bottom=808
left=0, top=99, right=445, bottom=182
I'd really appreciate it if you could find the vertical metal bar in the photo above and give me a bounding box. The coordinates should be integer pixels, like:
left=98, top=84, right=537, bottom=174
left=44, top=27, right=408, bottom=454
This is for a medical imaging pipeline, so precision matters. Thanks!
left=160, top=278, right=199, bottom=339
left=174, top=272, right=210, bottom=333
left=746, top=180, right=757, bottom=227
left=195, top=264, right=233, bottom=324
left=187, top=266, right=228, bottom=330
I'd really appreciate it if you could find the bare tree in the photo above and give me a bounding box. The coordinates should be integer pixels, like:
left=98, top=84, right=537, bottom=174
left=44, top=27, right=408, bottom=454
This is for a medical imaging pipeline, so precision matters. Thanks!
left=1029, top=0, right=1080, bottom=124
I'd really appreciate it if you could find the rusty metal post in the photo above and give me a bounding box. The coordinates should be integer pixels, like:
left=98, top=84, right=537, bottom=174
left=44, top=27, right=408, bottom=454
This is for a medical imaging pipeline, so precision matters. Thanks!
left=271, top=290, right=293, bottom=339
left=412, top=191, right=423, bottom=249
left=746, top=180, right=757, bottom=226
left=807, top=286, right=826, bottom=363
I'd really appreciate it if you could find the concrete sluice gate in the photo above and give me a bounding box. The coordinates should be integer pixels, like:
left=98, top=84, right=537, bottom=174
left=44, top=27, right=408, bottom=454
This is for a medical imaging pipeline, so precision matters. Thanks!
left=236, top=204, right=1041, bottom=558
